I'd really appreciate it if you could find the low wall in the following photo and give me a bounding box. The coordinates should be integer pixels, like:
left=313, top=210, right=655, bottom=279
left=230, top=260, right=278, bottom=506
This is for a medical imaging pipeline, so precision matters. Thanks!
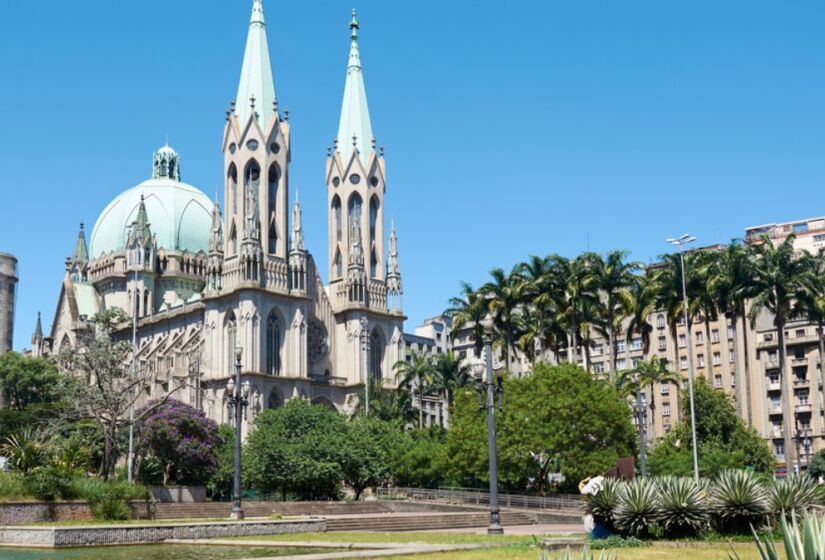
left=0, top=501, right=152, bottom=526
left=150, top=486, right=206, bottom=503
left=0, top=518, right=325, bottom=547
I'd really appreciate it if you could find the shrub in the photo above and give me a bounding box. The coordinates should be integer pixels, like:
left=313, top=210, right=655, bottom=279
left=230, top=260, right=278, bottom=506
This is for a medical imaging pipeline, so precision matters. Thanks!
left=589, top=535, right=646, bottom=549
left=91, top=496, right=131, bottom=521
left=73, top=478, right=148, bottom=520
left=712, top=470, right=768, bottom=534
left=586, top=478, right=623, bottom=533
left=614, top=478, right=660, bottom=537
left=768, top=474, right=819, bottom=519
left=22, top=466, right=78, bottom=501
left=2, top=428, right=48, bottom=474
left=0, top=472, right=28, bottom=500
left=656, top=476, right=710, bottom=537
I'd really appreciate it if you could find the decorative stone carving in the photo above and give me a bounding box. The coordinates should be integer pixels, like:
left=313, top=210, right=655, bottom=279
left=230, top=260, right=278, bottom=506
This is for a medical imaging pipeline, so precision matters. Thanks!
left=307, top=319, right=329, bottom=364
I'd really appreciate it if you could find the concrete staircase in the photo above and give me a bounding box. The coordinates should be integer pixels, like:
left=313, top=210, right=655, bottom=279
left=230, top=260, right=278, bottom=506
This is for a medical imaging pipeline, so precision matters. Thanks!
left=325, top=511, right=536, bottom=532
left=153, top=501, right=277, bottom=520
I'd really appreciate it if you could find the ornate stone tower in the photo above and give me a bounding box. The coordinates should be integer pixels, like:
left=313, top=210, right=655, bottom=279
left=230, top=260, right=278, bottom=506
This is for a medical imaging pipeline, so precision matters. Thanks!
left=222, top=0, right=290, bottom=288
left=125, top=195, right=157, bottom=318
left=326, top=10, right=386, bottom=298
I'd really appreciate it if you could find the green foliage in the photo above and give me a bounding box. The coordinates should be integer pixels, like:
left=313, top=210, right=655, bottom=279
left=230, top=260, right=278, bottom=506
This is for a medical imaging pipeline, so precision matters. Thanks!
left=589, top=535, right=646, bottom=549
left=613, top=478, right=660, bottom=538
left=207, top=424, right=236, bottom=501
left=2, top=427, right=48, bottom=474
left=73, top=478, right=148, bottom=520
left=808, top=450, right=825, bottom=480
left=732, top=512, right=825, bottom=560
left=22, top=465, right=78, bottom=501
left=768, top=474, right=819, bottom=519
left=246, top=399, right=346, bottom=500
left=586, top=478, right=622, bottom=532
left=0, top=472, right=27, bottom=500
left=712, top=469, right=768, bottom=534
left=0, top=352, right=65, bottom=411
left=389, top=427, right=447, bottom=489
left=445, top=363, right=636, bottom=493
left=648, top=378, right=774, bottom=477
left=656, top=476, right=710, bottom=537
left=338, top=415, right=396, bottom=499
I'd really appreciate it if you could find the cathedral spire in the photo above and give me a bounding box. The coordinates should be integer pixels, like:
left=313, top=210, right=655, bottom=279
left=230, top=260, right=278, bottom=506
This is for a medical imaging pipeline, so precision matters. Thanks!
left=336, top=9, right=374, bottom=166
left=73, top=223, right=89, bottom=265
left=291, top=197, right=305, bottom=252
left=33, top=312, right=42, bottom=340
left=235, top=0, right=277, bottom=129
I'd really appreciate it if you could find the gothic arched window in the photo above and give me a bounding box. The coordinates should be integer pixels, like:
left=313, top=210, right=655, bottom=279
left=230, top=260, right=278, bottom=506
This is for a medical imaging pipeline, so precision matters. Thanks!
left=266, top=310, right=282, bottom=376
left=228, top=164, right=238, bottom=214
left=228, top=221, right=237, bottom=256
left=243, top=160, right=261, bottom=217
left=225, top=311, right=236, bottom=374
left=268, top=388, right=283, bottom=409
left=331, top=195, right=342, bottom=242
left=348, top=193, right=362, bottom=234
left=369, top=197, right=379, bottom=278
left=334, top=247, right=342, bottom=278
left=370, top=328, right=385, bottom=381
left=143, top=290, right=150, bottom=317
left=268, top=163, right=279, bottom=253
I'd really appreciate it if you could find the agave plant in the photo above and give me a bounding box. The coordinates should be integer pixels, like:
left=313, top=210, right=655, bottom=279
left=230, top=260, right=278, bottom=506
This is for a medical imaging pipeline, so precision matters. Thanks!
left=586, top=478, right=623, bottom=532
left=712, top=469, right=768, bottom=534
left=656, top=476, right=710, bottom=537
left=768, top=474, right=819, bottom=519
left=614, top=478, right=660, bottom=537
left=1, top=428, right=47, bottom=474
left=545, top=548, right=616, bottom=560
left=730, top=512, right=825, bottom=560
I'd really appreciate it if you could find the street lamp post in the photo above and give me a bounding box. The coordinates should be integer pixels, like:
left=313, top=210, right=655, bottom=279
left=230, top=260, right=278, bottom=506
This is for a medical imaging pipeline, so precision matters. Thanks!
left=667, top=233, right=700, bottom=482
left=633, top=383, right=648, bottom=477
left=226, top=346, right=250, bottom=520
left=473, top=314, right=504, bottom=535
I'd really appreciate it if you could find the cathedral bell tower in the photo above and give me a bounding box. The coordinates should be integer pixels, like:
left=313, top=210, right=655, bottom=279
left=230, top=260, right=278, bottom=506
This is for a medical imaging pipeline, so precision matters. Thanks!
left=326, top=10, right=386, bottom=306
left=222, top=0, right=290, bottom=287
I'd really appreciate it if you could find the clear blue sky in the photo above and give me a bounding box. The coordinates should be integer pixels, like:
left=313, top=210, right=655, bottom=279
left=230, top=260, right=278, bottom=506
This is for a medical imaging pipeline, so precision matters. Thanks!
left=2, top=1, right=824, bottom=351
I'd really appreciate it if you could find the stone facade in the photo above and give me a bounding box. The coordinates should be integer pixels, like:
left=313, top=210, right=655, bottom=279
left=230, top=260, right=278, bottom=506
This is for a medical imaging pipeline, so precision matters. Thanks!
left=0, top=253, right=17, bottom=355
left=0, top=501, right=152, bottom=526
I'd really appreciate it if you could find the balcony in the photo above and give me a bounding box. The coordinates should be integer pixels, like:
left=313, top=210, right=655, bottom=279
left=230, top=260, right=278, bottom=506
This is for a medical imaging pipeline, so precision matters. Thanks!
left=796, top=403, right=813, bottom=414
left=794, top=377, right=810, bottom=386
left=768, top=381, right=781, bottom=391
left=772, top=429, right=784, bottom=438
left=769, top=406, right=783, bottom=415
left=792, top=357, right=809, bottom=365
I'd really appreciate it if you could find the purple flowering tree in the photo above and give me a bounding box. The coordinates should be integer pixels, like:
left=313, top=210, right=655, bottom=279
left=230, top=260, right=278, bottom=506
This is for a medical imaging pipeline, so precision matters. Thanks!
left=136, top=399, right=222, bottom=486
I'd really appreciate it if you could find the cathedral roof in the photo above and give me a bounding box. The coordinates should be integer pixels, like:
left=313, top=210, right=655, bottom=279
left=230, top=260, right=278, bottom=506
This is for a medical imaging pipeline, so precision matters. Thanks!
left=235, top=0, right=277, bottom=130
left=89, top=146, right=213, bottom=258
left=337, top=10, right=374, bottom=167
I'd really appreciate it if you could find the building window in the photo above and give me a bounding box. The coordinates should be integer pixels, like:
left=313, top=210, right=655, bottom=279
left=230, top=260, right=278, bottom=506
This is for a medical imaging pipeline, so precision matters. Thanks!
left=796, top=329, right=806, bottom=338
left=631, top=338, right=643, bottom=351
left=680, top=356, right=688, bottom=370
left=695, top=331, right=703, bottom=344
left=370, top=328, right=385, bottom=381
left=658, top=336, right=667, bottom=351
left=593, top=344, right=603, bottom=356
left=775, top=442, right=784, bottom=458
left=615, top=340, right=626, bottom=353
left=661, top=383, right=670, bottom=396
left=768, top=350, right=778, bottom=364
left=678, top=334, right=686, bottom=348
left=632, top=358, right=642, bottom=367
left=266, top=311, right=282, bottom=376
left=657, top=314, right=665, bottom=329
left=593, top=362, right=605, bottom=374
left=714, top=375, right=722, bottom=388
left=764, top=333, right=774, bottom=342
left=663, top=402, right=671, bottom=417
left=727, top=326, right=734, bottom=340
left=730, top=350, right=735, bottom=363
left=798, top=390, right=809, bottom=405
left=458, top=350, right=467, bottom=360
left=771, top=395, right=781, bottom=411
left=615, top=359, right=626, bottom=370
left=711, top=329, right=720, bottom=343
left=713, top=352, right=721, bottom=366
left=697, top=354, right=705, bottom=368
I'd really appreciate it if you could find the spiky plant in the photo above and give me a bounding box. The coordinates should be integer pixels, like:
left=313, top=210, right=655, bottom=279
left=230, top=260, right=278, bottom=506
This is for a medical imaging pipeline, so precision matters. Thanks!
left=614, top=478, right=660, bottom=537
left=730, top=512, right=825, bottom=560
left=544, top=548, right=617, bottom=560
left=586, top=478, right=623, bottom=532
left=712, top=469, right=768, bottom=534
left=769, top=474, right=820, bottom=519
left=656, top=476, right=710, bottom=537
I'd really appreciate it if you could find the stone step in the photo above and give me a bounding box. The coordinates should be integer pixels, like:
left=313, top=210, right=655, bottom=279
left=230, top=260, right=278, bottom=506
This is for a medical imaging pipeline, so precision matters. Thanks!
left=326, top=512, right=535, bottom=532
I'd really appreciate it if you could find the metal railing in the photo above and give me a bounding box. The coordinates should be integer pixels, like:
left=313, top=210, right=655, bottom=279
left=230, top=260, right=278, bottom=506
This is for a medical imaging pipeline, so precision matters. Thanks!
left=376, top=486, right=583, bottom=512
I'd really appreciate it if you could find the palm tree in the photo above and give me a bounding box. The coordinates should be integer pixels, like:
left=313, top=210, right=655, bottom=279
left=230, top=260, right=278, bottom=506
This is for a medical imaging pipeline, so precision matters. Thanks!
left=797, top=250, right=825, bottom=424
left=617, top=357, right=682, bottom=440
left=625, top=269, right=658, bottom=355
left=480, top=266, right=525, bottom=370
left=706, top=240, right=756, bottom=425
left=591, top=250, right=641, bottom=382
left=432, top=350, right=473, bottom=410
left=654, top=252, right=701, bottom=377
left=394, top=350, right=439, bottom=429
left=748, top=234, right=812, bottom=470
left=516, top=255, right=555, bottom=362
left=552, top=254, right=599, bottom=365
left=446, top=282, right=486, bottom=359
left=691, top=250, right=721, bottom=383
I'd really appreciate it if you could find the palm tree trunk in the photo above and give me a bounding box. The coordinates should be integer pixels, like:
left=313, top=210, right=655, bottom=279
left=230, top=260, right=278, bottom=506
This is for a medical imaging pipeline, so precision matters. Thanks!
left=584, top=340, right=592, bottom=373
left=740, top=312, right=754, bottom=427
left=418, top=374, right=424, bottom=429
left=569, top=316, right=578, bottom=365
left=705, top=319, right=714, bottom=382
left=818, top=322, right=825, bottom=437
left=728, top=313, right=743, bottom=418
left=778, top=320, right=795, bottom=472
left=607, top=308, right=616, bottom=383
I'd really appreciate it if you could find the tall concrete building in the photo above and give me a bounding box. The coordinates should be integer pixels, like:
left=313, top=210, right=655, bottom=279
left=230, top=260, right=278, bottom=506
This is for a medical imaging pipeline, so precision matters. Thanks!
left=0, top=253, right=17, bottom=355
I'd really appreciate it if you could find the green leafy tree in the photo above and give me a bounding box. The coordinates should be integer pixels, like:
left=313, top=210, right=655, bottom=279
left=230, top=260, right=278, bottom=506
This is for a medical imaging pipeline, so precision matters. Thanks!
left=648, top=378, right=774, bottom=476
left=207, top=424, right=236, bottom=501
left=389, top=427, right=447, bottom=488
left=432, top=350, right=473, bottom=410
left=807, top=449, right=825, bottom=480
left=0, top=352, right=64, bottom=411
left=445, top=363, right=636, bottom=493
left=338, top=415, right=396, bottom=499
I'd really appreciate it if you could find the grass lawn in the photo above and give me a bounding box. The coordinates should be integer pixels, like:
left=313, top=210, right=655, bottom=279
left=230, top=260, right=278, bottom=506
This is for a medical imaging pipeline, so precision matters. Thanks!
left=234, top=532, right=771, bottom=559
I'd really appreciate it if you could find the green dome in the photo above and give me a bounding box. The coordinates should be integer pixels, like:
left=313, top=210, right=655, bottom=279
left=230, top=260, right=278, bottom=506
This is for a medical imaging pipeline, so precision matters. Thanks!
left=90, top=178, right=213, bottom=259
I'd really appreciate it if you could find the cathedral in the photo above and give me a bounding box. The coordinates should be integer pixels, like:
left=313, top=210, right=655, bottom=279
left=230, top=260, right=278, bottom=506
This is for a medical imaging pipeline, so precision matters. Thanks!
left=33, top=1, right=406, bottom=423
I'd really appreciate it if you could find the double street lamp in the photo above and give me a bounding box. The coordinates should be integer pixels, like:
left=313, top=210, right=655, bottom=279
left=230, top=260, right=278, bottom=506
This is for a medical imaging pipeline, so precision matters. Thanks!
left=226, top=346, right=251, bottom=520
left=472, top=314, right=504, bottom=535
left=666, top=233, right=700, bottom=482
